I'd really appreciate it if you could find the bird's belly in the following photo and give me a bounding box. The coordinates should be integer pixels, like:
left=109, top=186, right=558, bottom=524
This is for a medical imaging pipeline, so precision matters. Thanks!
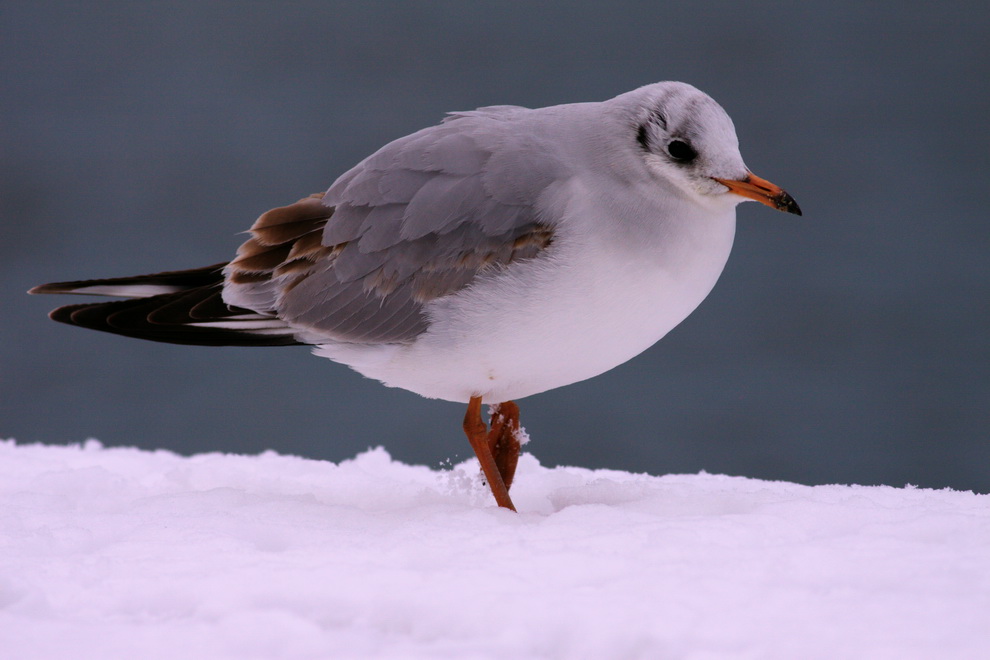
left=318, top=220, right=736, bottom=403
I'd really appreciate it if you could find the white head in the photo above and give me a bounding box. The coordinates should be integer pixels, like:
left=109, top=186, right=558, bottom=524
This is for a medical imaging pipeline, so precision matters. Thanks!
left=612, top=82, right=801, bottom=215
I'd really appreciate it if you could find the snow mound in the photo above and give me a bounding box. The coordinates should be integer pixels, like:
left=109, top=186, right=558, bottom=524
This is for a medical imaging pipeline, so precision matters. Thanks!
left=1, top=439, right=988, bottom=659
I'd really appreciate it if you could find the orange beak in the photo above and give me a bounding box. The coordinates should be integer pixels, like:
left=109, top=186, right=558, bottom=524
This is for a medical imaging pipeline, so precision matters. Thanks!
left=712, top=172, right=802, bottom=215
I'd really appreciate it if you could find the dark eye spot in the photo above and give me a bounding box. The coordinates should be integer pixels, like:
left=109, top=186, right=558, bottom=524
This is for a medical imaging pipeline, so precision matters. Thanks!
left=667, top=140, right=697, bottom=162
left=636, top=124, right=650, bottom=151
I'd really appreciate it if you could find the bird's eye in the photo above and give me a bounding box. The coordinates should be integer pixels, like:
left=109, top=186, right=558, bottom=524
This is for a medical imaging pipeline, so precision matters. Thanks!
left=667, top=140, right=697, bottom=162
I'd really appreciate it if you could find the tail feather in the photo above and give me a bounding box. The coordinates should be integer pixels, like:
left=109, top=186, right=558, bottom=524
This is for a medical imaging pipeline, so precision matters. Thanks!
left=31, top=263, right=302, bottom=347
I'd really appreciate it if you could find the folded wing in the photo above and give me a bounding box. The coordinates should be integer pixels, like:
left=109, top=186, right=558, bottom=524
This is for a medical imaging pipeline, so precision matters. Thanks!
left=224, top=110, right=561, bottom=345
left=33, top=106, right=562, bottom=348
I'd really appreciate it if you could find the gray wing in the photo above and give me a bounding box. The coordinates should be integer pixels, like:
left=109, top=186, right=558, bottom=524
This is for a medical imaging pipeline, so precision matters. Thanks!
left=224, top=109, right=562, bottom=345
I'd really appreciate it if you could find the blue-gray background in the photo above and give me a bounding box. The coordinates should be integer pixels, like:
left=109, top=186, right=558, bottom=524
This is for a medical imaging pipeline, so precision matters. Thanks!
left=3, top=2, right=988, bottom=491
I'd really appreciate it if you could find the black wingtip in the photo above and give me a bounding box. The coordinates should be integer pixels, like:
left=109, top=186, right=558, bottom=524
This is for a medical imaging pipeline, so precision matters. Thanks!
left=29, top=283, right=64, bottom=295
left=29, top=262, right=231, bottom=298
left=31, top=263, right=302, bottom=347
left=48, top=303, right=79, bottom=323
left=44, top=295, right=303, bottom=347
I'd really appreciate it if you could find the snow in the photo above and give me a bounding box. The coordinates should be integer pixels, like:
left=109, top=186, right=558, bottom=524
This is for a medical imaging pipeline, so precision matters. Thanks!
left=2, top=440, right=988, bottom=659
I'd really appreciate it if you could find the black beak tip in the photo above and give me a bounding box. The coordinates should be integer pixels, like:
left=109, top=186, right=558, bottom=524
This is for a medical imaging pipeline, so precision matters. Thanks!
left=777, top=192, right=802, bottom=216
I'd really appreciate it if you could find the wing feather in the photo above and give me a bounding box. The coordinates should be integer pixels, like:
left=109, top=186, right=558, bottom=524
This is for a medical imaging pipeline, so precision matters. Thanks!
left=223, top=109, right=561, bottom=345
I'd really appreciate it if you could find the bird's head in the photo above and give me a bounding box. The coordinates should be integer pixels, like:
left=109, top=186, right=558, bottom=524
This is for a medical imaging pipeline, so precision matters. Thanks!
left=618, top=81, right=801, bottom=216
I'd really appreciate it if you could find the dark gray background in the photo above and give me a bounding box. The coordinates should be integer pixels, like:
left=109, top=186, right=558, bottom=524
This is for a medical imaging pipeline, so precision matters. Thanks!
left=3, top=2, right=988, bottom=491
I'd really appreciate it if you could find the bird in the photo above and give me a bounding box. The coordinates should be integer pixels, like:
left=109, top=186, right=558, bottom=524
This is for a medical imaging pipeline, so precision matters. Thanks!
left=30, top=81, right=800, bottom=511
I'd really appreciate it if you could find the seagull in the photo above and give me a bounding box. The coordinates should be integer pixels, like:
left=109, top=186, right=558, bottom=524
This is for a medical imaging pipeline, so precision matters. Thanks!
left=31, top=82, right=800, bottom=511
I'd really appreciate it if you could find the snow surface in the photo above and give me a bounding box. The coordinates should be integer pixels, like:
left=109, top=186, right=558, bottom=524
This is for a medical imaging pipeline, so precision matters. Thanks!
left=1, top=439, right=988, bottom=659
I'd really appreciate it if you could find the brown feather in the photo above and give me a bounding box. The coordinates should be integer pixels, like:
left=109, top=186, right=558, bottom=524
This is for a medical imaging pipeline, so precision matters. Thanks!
left=252, top=219, right=327, bottom=247
left=229, top=244, right=293, bottom=272
left=251, top=193, right=329, bottom=229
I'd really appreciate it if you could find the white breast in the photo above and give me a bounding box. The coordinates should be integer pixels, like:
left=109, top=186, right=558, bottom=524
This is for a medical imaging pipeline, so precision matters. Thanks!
left=317, top=188, right=738, bottom=404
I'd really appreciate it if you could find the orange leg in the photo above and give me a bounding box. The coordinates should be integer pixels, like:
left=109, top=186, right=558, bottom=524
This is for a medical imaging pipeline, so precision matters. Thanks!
left=488, top=401, right=521, bottom=490
left=463, top=396, right=517, bottom=511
